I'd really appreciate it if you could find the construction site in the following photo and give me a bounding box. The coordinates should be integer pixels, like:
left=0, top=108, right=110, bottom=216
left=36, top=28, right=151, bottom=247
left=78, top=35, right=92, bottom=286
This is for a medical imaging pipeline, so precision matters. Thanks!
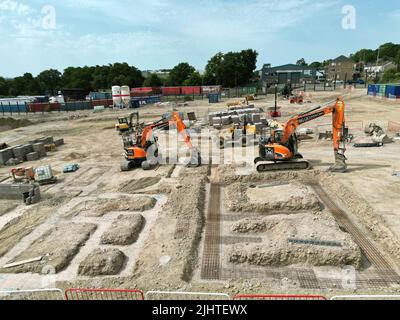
left=0, top=87, right=400, bottom=301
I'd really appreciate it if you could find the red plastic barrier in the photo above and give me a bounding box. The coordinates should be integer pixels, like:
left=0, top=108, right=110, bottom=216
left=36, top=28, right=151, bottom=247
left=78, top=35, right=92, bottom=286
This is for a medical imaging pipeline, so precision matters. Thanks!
left=162, top=87, right=181, bottom=96
left=28, top=102, right=61, bottom=112
left=234, top=294, right=327, bottom=301
left=181, top=86, right=201, bottom=95
left=65, top=288, right=145, bottom=301
left=91, top=99, right=113, bottom=107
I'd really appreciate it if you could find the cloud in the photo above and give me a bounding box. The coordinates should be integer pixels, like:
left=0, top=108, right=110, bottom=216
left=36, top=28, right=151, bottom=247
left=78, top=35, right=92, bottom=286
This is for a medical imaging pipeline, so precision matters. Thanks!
left=0, top=0, right=32, bottom=16
left=0, top=0, right=341, bottom=76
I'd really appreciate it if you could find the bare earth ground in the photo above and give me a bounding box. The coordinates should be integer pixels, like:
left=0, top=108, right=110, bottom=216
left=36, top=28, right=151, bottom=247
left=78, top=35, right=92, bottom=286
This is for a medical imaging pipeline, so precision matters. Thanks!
left=0, top=88, right=400, bottom=299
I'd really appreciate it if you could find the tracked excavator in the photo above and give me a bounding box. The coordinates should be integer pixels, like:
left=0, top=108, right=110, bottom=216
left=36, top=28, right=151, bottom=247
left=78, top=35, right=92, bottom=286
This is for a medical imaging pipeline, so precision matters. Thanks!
left=121, top=111, right=201, bottom=171
left=255, top=97, right=348, bottom=173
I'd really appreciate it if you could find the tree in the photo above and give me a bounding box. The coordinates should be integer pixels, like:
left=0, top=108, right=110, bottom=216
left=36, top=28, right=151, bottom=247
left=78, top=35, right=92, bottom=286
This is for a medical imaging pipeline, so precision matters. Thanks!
left=143, top=73, right=163, bottom=87
left=378, top=43, right=400, bottom=62
left=352, top=49, right=378, bottom=64
left=183, top=72, right=203, bottom=86
left=382, top=69, right=400, bottom=83
left=8, top=73, right=41, bottom=96
left=37, top=69, right=62, bottom=94
left=168, top=63, right=196, bottom=86
left=309, top=61, right=323, bottom=69
left=203, top=49, right=258, bottom=87
left=395, top=51, right=400, bottom=72
left=296, top=58, right=307, bottom=66
left=203, top=52, right=224, bottom=85
left=0, top=77, right=9, bottom=96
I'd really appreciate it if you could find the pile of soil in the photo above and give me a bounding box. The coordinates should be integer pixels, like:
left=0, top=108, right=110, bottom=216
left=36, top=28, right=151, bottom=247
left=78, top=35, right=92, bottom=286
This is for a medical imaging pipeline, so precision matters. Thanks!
left=1, top=223, right=97, bottom=274
left=227, top=213, right=362, bottom=269
left=69, top=196, right=157, bottom=217
left=119, top=177, right=161, bottom=193
left=78, top=248, right=126, bottom=276
left=224, top=182, right=321, bottom=214
left=0, top=118, right=32, bottom=132
left=101, top=214, right=145, bottom=245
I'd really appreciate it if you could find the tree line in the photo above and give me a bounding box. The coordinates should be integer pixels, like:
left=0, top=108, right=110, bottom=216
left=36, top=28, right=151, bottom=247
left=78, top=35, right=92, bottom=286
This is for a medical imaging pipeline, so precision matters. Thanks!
left=295, top=42, right=400, bottom=83
left=0, top=49, right=259, bottom=97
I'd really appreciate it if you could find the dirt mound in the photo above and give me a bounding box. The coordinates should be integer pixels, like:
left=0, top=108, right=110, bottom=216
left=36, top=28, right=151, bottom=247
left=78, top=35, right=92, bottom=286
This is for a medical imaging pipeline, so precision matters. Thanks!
left=78, top=248, right=126, bottom=276
left=120, top=177, right=161, bottom=193
left=0, top=118, right=32, bottom=132
left=226, top=213, right=362, bottom=269
left=69, top=196, right=157, bottom=217
left=101, top=214, right=145, bottom=245
left=1, top=223, right=97, bottom=274
left=224, top=182, right=321, bottom=214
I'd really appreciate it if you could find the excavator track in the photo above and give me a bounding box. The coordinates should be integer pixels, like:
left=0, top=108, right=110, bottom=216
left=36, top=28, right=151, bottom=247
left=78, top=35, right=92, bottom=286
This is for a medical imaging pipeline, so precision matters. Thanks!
left=256, top=160, right=311, bottom=173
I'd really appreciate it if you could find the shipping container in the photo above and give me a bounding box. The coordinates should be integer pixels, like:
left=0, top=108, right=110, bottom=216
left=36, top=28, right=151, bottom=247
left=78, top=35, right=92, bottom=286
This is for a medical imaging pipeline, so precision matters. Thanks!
left=201, top=85, right=222, bottom=94
left=131, top=87, right=162, bottom=97
left=367, top=84, right=377, bottom=96
left=162, top=87, right=181, bottom=96
left=27, top=103, right=61, bottom=112
left=181, top=86, right=201, bottom=95
left=89, top=92, right=112, bottom=100
left=395, top=85, right=400, bottom=98
left=131, top=95, right=161, bottom=108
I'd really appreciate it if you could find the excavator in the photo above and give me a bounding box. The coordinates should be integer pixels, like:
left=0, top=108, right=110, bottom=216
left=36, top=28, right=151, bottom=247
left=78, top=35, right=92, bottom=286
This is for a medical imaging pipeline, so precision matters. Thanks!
left=121, top=111, right=201, bottom=171
left=255, top=97, right=348, bottom=173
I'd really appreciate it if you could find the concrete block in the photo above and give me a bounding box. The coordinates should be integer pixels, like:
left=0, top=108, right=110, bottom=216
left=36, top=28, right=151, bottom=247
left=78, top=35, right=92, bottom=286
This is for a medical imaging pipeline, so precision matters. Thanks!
left=0, top=148, right=13, bottom=165
left=32, top=143, right=47, bottom=158
left=252, top=114, right=261, bottom=123
left=26, top=152, right=40, bottom=162
left=0, top=183, right=41, bottom=205
left=254, top=123, right=265, bottom=133
left=12, top=146, right=27, bottom=162
left=23, top=144, right=33, bottom=155
left=213, top=117, right=222, bottom=126
left=54, top=138, right=64, bottom=147
left=221, top=116, right=231, bottom=125
left=38, top=136, right=54, bottom=145
left=231, top=115, right=240, bottom=124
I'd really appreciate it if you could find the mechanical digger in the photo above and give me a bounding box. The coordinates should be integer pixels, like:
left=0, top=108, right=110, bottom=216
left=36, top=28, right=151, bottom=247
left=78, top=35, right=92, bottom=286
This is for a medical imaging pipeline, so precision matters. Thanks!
left=120, top=112, right=201, bottom=171
left=255, top=97, right=348, bottom=173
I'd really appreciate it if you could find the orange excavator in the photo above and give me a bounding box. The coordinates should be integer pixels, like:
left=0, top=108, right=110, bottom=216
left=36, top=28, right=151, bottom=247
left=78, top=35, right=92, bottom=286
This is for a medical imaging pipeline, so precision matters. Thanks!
left=255, top=97, right=348, bottom=173
left=121, top=112, right=201, bottom=171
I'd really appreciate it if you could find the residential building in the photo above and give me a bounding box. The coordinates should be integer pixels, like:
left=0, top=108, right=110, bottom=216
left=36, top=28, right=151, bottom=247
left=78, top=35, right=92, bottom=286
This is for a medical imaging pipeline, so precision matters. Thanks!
left=326, top=56, right=355, bottom=82
left=365, top=61, right=397, bottom=77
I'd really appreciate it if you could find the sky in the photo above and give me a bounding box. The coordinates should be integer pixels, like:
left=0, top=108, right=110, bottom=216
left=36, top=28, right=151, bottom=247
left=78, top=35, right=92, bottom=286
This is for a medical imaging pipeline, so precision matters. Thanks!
left=0, top=0, right=399, bottom=77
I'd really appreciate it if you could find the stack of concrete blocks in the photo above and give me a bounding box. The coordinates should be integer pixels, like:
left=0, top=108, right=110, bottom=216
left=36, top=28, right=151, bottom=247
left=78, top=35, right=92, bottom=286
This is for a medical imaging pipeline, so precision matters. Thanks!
left=0, top=147, right=14, bottom=165
left=0, top=183, right=41, bottom=205
left=0, top=136, right=61, bottom=166
left=208, top=105, right=267, bottom=133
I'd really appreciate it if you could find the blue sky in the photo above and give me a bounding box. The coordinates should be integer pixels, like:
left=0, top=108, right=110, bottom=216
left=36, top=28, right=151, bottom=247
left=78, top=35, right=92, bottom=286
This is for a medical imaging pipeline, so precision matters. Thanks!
left=0, top=0, right=399, bottom=77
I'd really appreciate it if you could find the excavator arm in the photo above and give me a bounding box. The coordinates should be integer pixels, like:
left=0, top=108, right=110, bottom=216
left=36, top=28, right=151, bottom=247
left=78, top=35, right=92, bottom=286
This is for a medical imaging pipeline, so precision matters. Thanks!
left=282, top=97, right=346, bottom=148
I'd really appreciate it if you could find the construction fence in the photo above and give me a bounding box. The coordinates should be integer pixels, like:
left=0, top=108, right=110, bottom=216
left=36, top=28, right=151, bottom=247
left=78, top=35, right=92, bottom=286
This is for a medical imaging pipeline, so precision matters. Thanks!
left=2, top=287, right=400, bottom=301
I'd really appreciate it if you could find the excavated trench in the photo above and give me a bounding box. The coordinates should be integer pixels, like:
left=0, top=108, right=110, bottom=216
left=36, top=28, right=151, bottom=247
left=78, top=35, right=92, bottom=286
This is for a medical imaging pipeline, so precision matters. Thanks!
left=200, top=168, right=400, bottom=290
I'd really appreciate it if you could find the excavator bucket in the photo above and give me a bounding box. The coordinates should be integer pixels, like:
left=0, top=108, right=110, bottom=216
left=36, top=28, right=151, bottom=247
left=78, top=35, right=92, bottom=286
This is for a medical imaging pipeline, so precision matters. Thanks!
left=187, top=149, right=202, bottom=168
left=328, top=152, right=347, bottom=173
